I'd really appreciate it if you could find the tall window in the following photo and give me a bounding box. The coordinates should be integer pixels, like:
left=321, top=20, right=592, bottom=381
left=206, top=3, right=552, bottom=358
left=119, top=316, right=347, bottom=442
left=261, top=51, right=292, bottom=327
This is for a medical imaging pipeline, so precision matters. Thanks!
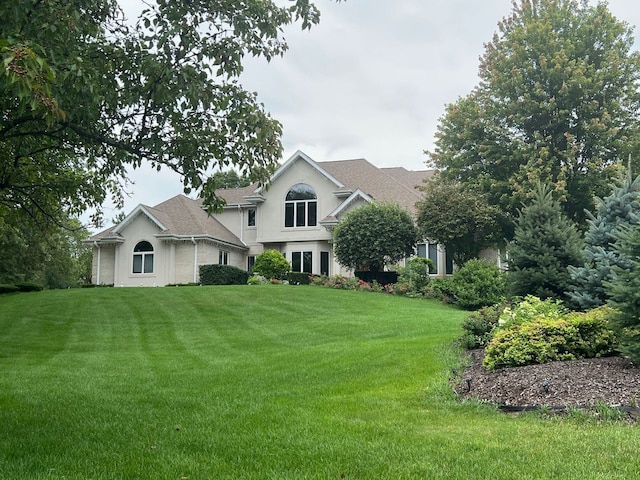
left=247, top=255, right=256, bottom=272
left=219, top=250, right=229, bottom=265
left=133, top=241, right=154, bottom=274
left=417, top=242, right=438, bottom=274
left=320, top=251, right=329, bottom=276
left=291, top=251, right=312, bottom=273
left=285, top=184, right=317, bottom=228
left=247, top=208, right=256, bottom=227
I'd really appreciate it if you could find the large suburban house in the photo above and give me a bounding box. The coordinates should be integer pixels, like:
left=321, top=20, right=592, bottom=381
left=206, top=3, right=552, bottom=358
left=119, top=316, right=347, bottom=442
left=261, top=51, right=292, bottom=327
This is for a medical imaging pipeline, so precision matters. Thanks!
left=86, top=150, right=455, bottom=287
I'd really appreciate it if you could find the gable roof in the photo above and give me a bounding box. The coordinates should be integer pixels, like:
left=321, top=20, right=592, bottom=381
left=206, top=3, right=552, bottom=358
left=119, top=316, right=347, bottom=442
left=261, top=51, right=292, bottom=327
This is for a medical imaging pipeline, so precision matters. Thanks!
left=213, top=154, right=434, bottom=214
left=320, top=188, right=373, bottom=226
left=88, top=195, right=246, bottom=248
left=318, top=159, right=431, bottom=214
left=255, top=150, right=345, bottom=194
left=381, top=167, right=434, bottom=190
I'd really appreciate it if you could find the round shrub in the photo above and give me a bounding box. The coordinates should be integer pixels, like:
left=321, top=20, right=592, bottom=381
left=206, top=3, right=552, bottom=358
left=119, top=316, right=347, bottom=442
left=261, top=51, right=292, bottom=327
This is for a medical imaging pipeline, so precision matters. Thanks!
left=451, top=258, right=505, bottom=310
left=483, top=306, right=618, bottom=369
left=252, top=249, right=290, bottom=280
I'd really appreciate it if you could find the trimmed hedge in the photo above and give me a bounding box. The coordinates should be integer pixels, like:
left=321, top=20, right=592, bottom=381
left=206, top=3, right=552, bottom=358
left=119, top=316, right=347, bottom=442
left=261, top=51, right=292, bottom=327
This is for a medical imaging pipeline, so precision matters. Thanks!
left=15, top=282, right=44, bottom=292
left=0, top=283, right=43, bottom=294
left=200, top=264, right=249, bottom=285
left=0, top=284, right=20, bottom=294
left=355, top=271, right=398, bottom=285
left=286, top=272, right=312, bottom=285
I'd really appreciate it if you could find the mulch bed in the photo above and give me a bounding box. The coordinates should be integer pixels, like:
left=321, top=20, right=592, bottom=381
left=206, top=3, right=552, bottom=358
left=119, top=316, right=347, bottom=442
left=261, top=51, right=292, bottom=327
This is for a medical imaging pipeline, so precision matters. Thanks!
left=453, top=349, right=640, bottom=420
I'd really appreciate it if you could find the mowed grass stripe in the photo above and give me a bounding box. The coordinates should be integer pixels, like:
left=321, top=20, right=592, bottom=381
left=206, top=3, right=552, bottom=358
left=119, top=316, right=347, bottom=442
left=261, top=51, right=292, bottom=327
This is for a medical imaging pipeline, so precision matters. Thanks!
left=1, top=286, right=639, bottom=479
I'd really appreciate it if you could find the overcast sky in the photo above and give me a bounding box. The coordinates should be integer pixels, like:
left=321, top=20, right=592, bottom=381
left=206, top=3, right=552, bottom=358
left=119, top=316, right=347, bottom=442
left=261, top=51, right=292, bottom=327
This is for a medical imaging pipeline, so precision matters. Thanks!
left=105, top=0, right=640, bottom=223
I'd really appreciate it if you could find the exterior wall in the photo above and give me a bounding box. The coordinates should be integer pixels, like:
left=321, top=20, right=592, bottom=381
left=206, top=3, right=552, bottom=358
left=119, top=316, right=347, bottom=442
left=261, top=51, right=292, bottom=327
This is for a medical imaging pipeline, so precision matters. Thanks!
left=175, top=241, right=198, bottom=284
left=113, top=214, right=167, bottom=286
left=479, top=247, right=506, bottom=270
left=215, top=208, right=244, bottom=240
left=256, top=160, right=338, bottom=245
left=92, top=244, right=115, bottom=285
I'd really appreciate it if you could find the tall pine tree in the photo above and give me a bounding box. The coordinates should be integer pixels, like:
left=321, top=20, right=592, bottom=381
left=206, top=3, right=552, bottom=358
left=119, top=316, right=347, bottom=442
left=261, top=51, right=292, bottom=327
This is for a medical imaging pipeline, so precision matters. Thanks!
left=568, top=172, right=640, bottom=309
left=508, top=183, right=583, bottom=301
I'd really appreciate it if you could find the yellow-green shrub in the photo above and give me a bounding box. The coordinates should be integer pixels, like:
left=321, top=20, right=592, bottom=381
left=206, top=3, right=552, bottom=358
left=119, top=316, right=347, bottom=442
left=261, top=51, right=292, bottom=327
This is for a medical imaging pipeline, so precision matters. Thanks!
left=483, top=306, right=618, bottom=369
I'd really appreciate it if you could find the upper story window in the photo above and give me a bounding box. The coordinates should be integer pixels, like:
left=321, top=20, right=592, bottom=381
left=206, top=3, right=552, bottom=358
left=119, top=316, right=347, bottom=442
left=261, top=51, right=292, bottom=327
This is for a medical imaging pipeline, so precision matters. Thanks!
left=132, top=241, right=154, bottom=274
left=247, top=208, right=256, bottom=227
left=285, top=183, right=317, bottom=228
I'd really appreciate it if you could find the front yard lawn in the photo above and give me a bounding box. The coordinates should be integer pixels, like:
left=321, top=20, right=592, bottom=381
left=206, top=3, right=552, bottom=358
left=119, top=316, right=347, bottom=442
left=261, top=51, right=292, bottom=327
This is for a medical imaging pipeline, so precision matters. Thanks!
left=0, top=286, right=637, bottom=479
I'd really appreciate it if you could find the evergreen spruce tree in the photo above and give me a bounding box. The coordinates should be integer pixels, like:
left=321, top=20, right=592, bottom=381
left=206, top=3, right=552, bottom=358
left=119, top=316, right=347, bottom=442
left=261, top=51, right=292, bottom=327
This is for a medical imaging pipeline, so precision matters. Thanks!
left=606, top=223, right=640, bottom=363
left=508, top=183, right=584, bottom=301
left=568, top=172, right=640, bottom=309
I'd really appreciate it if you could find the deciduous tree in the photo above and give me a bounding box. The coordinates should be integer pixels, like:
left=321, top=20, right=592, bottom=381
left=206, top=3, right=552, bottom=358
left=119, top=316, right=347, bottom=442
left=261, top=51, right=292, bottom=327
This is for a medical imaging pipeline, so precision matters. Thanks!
left=429, top=0, right=640, bottom=237
left=416, top=177, right=503, bottom=266
left=1, top=0, right=329, bottom=226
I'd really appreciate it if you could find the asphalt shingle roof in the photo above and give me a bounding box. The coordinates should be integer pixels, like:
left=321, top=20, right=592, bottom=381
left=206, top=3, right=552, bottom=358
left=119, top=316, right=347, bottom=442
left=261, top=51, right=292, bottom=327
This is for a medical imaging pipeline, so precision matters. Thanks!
left=90, top=194, right=245, bottom=247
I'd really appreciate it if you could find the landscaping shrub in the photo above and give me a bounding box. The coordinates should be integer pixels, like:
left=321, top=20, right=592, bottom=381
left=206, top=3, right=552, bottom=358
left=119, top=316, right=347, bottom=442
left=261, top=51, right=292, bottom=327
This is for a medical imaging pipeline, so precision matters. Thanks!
left=498, top=295, right=568, bottom=328
left=286, top=272, right=312, bottom=285
left=355, top=271, right=398, bottom=285
left=396, top=257, right=433, bottom=292
left=320, top=275, right=360, bottom=290
left=458, top=303, right=504, bottom=349
left=200, top=264, right=249, bottom=285
left=247, top=275, right=268, bottom=285
left=450, top=258, right=505, bottom=310
left=0, top=284, right=20, bottom=294
left=252, top=250, right=290, bottom=280
left=15, top=282, right=44, bottom=292
left=423, top=277, right=456, bottom=303
left=484, top=306, right=618, bottom=369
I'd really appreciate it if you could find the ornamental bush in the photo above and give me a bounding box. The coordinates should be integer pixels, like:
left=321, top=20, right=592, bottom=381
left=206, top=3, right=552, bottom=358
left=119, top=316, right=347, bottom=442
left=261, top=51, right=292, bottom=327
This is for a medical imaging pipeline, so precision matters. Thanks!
left=252, top=249, right=290, bottom=280
left=450, top=258, right=505, bottom=310
left=397, top=257, right=433, bottom=292
left=498, top=295, right=568, bottom=328
left=423, top=277, right=456, bottom=303
left=483, top=305, right=617, bottom=369
left=200, top=264, right=249, bottom=285
left=458, top=303, right=504, bottom=349
left=286, top=272, right=312, bottom=285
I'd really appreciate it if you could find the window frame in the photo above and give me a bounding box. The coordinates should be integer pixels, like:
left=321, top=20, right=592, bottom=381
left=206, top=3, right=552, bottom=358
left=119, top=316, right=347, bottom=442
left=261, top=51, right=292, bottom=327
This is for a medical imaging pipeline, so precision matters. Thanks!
left=219, top=250, right=230, bottom=265
left=132, top=241, right=154, bottom=274
left=284, top=184, right=317, bottom=228
left=247, top=208, right=256, bottom=227
left=291, top=251, right=313, bottom=273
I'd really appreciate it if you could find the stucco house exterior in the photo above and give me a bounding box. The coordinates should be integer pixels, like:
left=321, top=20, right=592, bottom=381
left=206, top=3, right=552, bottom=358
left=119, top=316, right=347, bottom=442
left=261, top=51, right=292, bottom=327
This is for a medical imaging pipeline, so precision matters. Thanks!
left=86, top=150, right=456, bottom=286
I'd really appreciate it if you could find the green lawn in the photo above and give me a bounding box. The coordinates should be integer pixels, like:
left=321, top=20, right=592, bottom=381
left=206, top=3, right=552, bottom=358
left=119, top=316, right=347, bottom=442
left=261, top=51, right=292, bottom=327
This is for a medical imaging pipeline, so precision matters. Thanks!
left=0, top=286, right=637, bottom=479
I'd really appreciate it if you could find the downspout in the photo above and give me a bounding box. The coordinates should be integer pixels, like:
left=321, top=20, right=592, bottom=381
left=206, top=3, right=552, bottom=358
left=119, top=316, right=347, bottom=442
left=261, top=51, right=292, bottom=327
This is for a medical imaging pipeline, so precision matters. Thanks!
left=93, top=241, right=101, bottom=285
left=191, top=236, right=198, bottom=283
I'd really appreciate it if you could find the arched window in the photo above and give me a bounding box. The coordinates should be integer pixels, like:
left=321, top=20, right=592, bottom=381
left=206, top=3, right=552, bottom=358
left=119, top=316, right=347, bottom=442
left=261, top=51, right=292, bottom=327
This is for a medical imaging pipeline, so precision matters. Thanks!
left=132, top=241, right=154, bottom=274
left=285, top=184, right=317, bottom=227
